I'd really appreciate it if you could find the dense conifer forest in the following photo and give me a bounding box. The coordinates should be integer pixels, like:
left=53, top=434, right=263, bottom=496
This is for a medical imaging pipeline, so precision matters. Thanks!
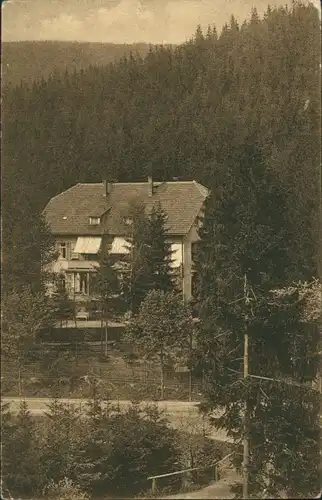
left=3, top=2, right=320, bottom=289
left=2, top=40, right=153, bottom=87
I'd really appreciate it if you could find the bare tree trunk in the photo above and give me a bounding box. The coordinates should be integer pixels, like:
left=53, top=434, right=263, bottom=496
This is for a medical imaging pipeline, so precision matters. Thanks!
left=74, top=294, right=77, bottom=327
left=243, top=274, right=250, bottom=500
left=160, top=365, right=164, bottom=400
left=18, top=362, right=22, bottom=398
left=100, top=299, right=104, bottom=355
left=104, top=318, right=108, bottom=357
left=243, top=316, right=250, bottom=499
left=188, top=370, right=192, bottom=402
left=188, top=329, right=193, bottom=401
left=160, top=348, right=164, bottom=400
left=75, top=340, right=78, bottom=366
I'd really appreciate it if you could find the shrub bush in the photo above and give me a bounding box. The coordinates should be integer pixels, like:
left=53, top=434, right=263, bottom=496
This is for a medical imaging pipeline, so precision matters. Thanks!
left=75, top=399, right=181, bottom=496
left=2, top=398, right=226, bottom=498
left=43, top=478, right=90, bottom=500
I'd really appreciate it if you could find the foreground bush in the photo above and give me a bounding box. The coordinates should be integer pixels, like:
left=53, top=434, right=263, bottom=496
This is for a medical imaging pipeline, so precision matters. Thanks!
left=1, top=400, right=44, bottom=497
left=1, top=398, right=181, bottom=498
left=43, top=478, right=89, bottom=500
left=75, top=399, right=181, bottom=496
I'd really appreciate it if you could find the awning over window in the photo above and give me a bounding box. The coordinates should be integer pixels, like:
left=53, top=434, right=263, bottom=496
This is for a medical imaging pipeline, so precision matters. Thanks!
left=110, top=237, right=130, bottom=255
left=74, top=236, right=102, bottom=254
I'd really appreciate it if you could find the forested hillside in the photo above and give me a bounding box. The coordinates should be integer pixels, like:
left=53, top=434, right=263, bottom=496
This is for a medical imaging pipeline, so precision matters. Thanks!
left=2, top=41, right=153, bottom=87
left=2, top=2, right=320, bottom=286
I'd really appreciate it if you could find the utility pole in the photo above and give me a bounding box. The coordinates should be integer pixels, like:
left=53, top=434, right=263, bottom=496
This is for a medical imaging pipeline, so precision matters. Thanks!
left=188, top=328, right=193, bottom=402
left=105, top=316, right=108, bottom=357
left=100, top=297, right=104, bottom=355
left=243, top=273, right=250, bottom=499
left=243, top=324, right=249, bottom=499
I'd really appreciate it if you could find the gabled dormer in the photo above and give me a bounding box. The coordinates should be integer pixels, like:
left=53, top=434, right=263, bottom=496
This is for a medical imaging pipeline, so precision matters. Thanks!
left=89, top=216, right=101, bottom=226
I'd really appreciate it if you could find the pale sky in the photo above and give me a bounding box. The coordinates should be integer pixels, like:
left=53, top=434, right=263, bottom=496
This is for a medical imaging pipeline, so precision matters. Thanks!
left=1, top=0, right=319, bottom=45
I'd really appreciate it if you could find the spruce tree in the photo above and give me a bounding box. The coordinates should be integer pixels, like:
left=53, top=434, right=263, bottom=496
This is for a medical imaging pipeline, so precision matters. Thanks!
left=123, top=200, right=150, bottom=313
left=94, top=245, right=120, bottom=317
left=1, top=401, right=17, bottom=497
left=146, top=202, right=176, bottom=293
left=2, top=185, right=56, bottom=294
left=104, top=402, right=180, bottom=496
left=91, top=242, right=120, bottom=354
left=52, top=273, right=74, bottom=327
left=41, top=399, right=83, bottom=486
left=193, top=141, right=320, bottom=497
left=3, top=400, right=43, bottom=496
left=76, top=394, right=180, bottom=497
left=125, top=201, right=176, bottom=313
left=74, top=390, right=115, bottom=495
left=247, top=284, right=320, bottom=498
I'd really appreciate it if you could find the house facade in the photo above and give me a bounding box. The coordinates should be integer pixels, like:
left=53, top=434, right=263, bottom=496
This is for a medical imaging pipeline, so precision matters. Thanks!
left=43, top=177, right=209, bottom=314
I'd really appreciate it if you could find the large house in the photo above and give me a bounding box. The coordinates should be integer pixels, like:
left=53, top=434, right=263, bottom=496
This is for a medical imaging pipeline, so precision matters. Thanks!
left=43, top=177, right=209, bottom=314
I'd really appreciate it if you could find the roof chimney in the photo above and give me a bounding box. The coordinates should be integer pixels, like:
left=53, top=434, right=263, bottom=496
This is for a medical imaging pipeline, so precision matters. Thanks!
left=148, top=175, right=153, bottom=197
left=103, top=179, right=112, bottom=197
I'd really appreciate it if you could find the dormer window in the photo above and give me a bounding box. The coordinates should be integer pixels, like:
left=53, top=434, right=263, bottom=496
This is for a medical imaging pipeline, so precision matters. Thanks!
left=89, top=217, right=101, bottom=225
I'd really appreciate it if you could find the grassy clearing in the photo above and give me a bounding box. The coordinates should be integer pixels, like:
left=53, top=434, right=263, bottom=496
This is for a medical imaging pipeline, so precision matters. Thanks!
left=2, top=348, right=202, bottom=401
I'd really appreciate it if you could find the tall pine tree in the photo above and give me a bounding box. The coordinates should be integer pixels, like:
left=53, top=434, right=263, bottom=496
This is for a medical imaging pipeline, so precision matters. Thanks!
left=2, top=400, right=43, bottom=496
left=123, top=199, right=150, bottom=313
left=125, top=201, right=176, bottom=313
left=90, top=241, right=120, bottom=354
left=193, top=141, right=320, bottom=497
left=51, top=272, right=75, bottom=327
left=145, top=202, right=176, bottom=292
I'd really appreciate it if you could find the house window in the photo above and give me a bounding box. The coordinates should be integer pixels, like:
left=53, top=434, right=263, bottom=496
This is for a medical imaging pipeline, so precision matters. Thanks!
left=73, top=272, right=89, bottom=295
left=89, top=217, right=101, bottom=225
left=80, top=274, right=89, bottom=294
left=59, top=242, right=67, bottom=259
left=59, top=276, right=66, bottom=290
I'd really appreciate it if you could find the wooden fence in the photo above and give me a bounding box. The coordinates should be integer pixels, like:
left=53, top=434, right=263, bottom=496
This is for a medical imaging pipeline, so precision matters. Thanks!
left=147, top=451, right=235, bottom=494
left=2, top=354, right=203, bottom=401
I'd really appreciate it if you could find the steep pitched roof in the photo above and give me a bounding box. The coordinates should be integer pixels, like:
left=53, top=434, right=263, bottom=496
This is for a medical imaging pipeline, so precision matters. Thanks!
left=43, top=180, right=209, bottom=236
